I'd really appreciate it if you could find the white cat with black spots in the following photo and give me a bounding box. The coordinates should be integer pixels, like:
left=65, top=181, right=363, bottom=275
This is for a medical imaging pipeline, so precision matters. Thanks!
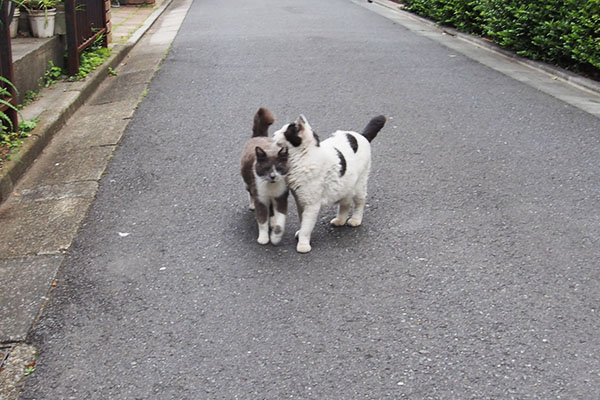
left=273, top=114, right=386, bottom=253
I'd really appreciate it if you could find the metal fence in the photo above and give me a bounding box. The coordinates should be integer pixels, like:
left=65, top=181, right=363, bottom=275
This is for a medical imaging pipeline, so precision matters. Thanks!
left=65, top=0, right=108, bottom=75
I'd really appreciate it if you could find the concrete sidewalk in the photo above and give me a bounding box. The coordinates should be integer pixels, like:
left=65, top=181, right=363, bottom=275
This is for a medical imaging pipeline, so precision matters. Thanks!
left=0, top=0, right=193, bottom=396
left=0, top=0, right=170, bottom=205
left=0, top=0, right=183, bottom=345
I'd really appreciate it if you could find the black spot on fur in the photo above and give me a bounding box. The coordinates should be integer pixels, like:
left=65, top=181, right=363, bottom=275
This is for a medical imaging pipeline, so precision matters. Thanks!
left=273, top=225, right=282, bottom=235
left=346, top=133, right=358, bottom=153
left=284, top=123, right=302, bottom=147
left=335, top=148, right=346, bottom=177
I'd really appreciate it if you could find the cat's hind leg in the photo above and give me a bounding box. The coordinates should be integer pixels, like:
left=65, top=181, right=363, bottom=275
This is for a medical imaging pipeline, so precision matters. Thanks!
left=347, top=195, right=366, bottom=227
left=347, top=198, right=364, bottom=226
left=348, top=174, right=369, bottom=227
left=330, top=197, right=352, bottom=226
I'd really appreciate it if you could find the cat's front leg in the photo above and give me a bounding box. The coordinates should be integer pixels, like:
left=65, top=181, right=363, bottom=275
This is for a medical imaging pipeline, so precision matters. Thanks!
left=270, top=193, right=288, bottom=245
left=296, top=203, right=320, bottom=253
left=292, top=192, right=304, bottom=224
left=270, top=211, right=286, bottom=245
left=254, top=201, right=270, bottom=244
left=293, top=200, right=304, bottom=240
left=248, top=192, right=255, bottom=211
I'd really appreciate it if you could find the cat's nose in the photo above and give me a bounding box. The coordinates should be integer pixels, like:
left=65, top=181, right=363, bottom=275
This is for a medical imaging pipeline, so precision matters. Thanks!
left=269, top=172, right=276, bottom=180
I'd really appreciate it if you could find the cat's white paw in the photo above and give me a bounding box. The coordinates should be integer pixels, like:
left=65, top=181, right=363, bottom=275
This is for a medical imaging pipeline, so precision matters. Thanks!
left=257, top=235, right=269, bottom=245
left=330, top=217, right=347, bottom=227
left=295, top=230, right=300, bottom=240
left=296, top=242, right=312, bottom=253
left=270, top=234, right=283, bottom=245
left=347, top=217, right=362, bottom=227
left=249, top=204, right=255, bottom=211
left=270, top=225, right=284, bottom=245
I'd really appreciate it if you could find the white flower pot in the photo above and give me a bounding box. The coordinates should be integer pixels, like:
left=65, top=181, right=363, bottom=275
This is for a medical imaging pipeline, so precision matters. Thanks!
left=28, top=8, right=56, bottom=38
left=54, top=4, right=66, bottom=35
left=10, top=8, right=20, bottom=38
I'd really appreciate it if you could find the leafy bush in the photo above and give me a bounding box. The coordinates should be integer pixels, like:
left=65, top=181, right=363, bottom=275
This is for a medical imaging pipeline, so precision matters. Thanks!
left=401, top=0, right=600, bottom=76
left=403, top=0, right=485, bottom=34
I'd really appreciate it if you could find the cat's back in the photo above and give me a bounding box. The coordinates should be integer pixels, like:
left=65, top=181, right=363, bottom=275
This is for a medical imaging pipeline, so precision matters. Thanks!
left=325, top=130, right=371, bottom=152
left=322, top=130, right=372, bottom=171
left=242, top=137, right=274, bottom=161
left=241, top=137, right=273, bottom=183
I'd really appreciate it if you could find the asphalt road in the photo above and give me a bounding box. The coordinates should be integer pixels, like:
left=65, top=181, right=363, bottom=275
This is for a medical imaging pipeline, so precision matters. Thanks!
left=22, top=0, right=600, bottom=398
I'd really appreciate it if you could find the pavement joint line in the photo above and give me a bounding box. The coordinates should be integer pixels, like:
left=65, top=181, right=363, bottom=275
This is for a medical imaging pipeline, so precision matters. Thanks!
left=0, top=344, right=12, bottom=369
left=0, top=0, right=175, bottom=206
left=364, top=0, right=600, bottom=118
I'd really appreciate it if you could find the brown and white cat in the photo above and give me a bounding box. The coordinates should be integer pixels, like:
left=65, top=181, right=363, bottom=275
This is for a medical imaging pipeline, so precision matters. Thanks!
left=240, top=108, right=289, bottom=245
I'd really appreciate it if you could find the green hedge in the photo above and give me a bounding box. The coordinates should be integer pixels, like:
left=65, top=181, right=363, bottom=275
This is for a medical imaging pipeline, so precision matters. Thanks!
left=401, top=0, right=600, bottom=75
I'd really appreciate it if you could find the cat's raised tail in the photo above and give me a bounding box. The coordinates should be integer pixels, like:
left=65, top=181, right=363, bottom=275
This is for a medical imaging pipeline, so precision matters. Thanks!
left=252, top=107, right=275, bottom=137
left=361, top=115, right=386, bottom=142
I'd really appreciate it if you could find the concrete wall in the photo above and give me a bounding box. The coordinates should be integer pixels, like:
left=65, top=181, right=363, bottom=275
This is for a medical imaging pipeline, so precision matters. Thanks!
left=11, top=36, right=65, bottom=105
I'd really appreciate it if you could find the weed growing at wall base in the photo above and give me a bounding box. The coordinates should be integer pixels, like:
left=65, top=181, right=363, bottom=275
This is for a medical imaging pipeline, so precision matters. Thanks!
left=1, top=118, right=39, bottom=166
left=42, top=61, right=66, bottom=87
left=69, top=35, right=112, bottom=81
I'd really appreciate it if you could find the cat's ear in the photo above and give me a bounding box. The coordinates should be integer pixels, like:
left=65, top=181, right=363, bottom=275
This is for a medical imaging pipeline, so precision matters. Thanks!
left=296, top=115, right=312, bottom=132
left=296, top=115, right=307, bottom=128
left=255, top=146, right=267, bottom=160
left=278, top=146, right=289, bottom=159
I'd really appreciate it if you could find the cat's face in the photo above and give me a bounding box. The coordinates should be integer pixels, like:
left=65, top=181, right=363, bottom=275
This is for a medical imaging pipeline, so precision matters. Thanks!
left=255, top=146, right=289, bottom=183
left=273, top=115, right=319, bottom=149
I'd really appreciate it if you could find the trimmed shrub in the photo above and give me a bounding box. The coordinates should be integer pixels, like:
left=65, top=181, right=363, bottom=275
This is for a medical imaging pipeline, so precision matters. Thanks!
left=405, top=0, right=485, bottom=34
left=401, top=0, right=600, bottom=76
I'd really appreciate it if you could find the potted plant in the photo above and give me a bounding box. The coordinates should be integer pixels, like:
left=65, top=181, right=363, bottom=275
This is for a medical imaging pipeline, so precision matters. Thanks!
left=4, top=0, right=25, bottom=38
left=54, top=0, right=64, bottom=35
left=9, top=3, right=20, bottom=38
left=25, top=0, right=56, bottom=38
